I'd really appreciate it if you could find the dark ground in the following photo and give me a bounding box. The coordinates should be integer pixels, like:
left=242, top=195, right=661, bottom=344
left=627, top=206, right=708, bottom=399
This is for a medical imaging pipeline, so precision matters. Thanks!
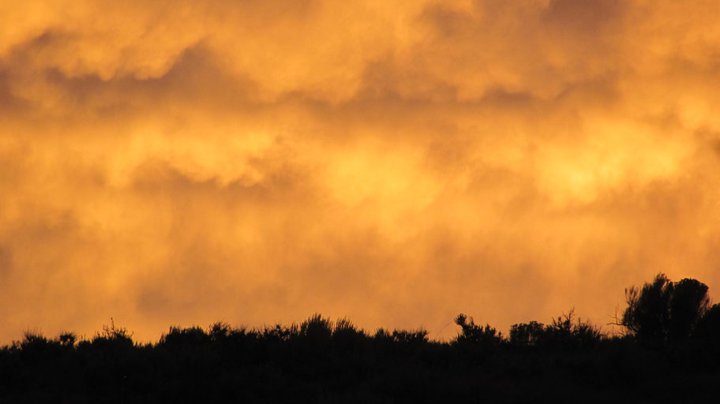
left=0, top=314, right=718, bottom=403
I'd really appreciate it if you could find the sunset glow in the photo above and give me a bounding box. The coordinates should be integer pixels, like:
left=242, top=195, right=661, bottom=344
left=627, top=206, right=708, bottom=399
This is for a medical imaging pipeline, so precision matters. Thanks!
left=2, top=0, right=720, bottom=342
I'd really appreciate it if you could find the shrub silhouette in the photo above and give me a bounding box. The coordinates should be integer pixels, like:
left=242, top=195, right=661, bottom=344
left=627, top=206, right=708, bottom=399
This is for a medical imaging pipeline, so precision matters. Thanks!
left=300, top=313, right=333, bottom=341
left=389, top=329, right=429, bottom=344
left=90, top=319, right=134, bottom=350
left=541, top=310, right=602, bottom=349
left=453, top=314, right=502, bottom=347
left=159, top=326, right=211, bottom=347
left=622, top=274, right=711, bottom=343
left=509, top=311, right=601, bottom=349
left=332, top=318, right=366, bottom=351
left=57, top=332, right=77, bottom=347
left=208, top=322, right=235, bottom=341
left=373, top=328, right=429, bottom=347
left=509, top=321, right=544, bottom=347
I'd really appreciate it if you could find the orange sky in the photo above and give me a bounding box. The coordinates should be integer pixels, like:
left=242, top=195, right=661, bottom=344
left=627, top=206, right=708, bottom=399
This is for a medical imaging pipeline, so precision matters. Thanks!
left=1, top=0, right=720, bottom=343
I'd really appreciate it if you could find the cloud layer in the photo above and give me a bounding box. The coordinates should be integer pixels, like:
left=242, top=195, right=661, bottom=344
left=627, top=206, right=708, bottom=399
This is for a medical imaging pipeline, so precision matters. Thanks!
left=1, top=0, right=720, bottom=341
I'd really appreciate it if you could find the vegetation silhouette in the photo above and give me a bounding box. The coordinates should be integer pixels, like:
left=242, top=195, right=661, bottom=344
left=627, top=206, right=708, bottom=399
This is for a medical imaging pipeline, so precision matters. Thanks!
left=622, top=274, right=715, bottom=344
left=1, top=274, right=720, bottom=403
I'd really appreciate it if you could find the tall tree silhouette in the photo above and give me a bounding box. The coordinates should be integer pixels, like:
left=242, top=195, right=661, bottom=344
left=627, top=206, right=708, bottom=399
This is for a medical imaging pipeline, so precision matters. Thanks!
left=668, top=278, right=709, bottom=341
left=695, top=303, right=720, bottom=338
left=622, top=274, right=710, bottom=343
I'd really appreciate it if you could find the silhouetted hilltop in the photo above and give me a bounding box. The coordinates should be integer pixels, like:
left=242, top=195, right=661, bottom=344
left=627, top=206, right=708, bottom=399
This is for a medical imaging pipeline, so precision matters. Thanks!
left=1, top=274, right=719, bottom=403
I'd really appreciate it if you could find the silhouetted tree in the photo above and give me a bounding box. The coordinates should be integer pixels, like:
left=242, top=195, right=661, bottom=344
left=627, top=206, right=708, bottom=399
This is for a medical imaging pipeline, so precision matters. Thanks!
left=695, top=303, right=720, bottom=339
left=622, top=274, right=673, bottom=342
left=669, top=278, right=709, bottom=341
left=622, top=274, right=710, bottom=343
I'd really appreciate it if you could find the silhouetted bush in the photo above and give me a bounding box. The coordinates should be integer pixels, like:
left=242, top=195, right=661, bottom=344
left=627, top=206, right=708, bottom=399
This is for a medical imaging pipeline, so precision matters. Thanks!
left=508, top=311, right=602, bottom=350
left=300, top=314, right=333, bottom=342
left=332, top=318, right=366, bottom=352
left=89, top=320, right=134, bottom=351
left=58, top=332, right=77, bottom=347
left=509, top=321, right=544, bottom=347
left=160, top=326, right=211, bottom=347
left=209, top=322, right=232, bottom=339
left=453, top=314, right=503, bottom=348
left=540, top=310, right=603, bottom=349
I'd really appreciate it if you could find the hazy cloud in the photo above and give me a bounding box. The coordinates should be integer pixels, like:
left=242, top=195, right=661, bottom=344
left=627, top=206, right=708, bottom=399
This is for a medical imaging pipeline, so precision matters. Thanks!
left=1, top=0, right=720, bottom=342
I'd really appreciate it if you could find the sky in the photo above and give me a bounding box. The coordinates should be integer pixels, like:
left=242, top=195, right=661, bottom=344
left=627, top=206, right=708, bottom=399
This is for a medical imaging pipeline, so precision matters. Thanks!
left=1, top=0, right=720, bottom=342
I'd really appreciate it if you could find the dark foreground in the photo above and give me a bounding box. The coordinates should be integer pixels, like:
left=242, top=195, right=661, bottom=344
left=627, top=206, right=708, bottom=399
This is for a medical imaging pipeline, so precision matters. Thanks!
left=2, top=273, right=720, bottom=403
left=1, top=317, right=719, bottom=403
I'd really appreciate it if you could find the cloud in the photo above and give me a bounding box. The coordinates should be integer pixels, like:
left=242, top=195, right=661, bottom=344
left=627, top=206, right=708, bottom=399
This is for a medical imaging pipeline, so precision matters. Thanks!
left=1, top=0, right=720, bottom=342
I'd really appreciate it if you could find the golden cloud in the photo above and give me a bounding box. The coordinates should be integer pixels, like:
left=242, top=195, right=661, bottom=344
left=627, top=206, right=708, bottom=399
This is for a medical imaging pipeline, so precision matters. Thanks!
left=1, top=0, right=720, bottom=342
